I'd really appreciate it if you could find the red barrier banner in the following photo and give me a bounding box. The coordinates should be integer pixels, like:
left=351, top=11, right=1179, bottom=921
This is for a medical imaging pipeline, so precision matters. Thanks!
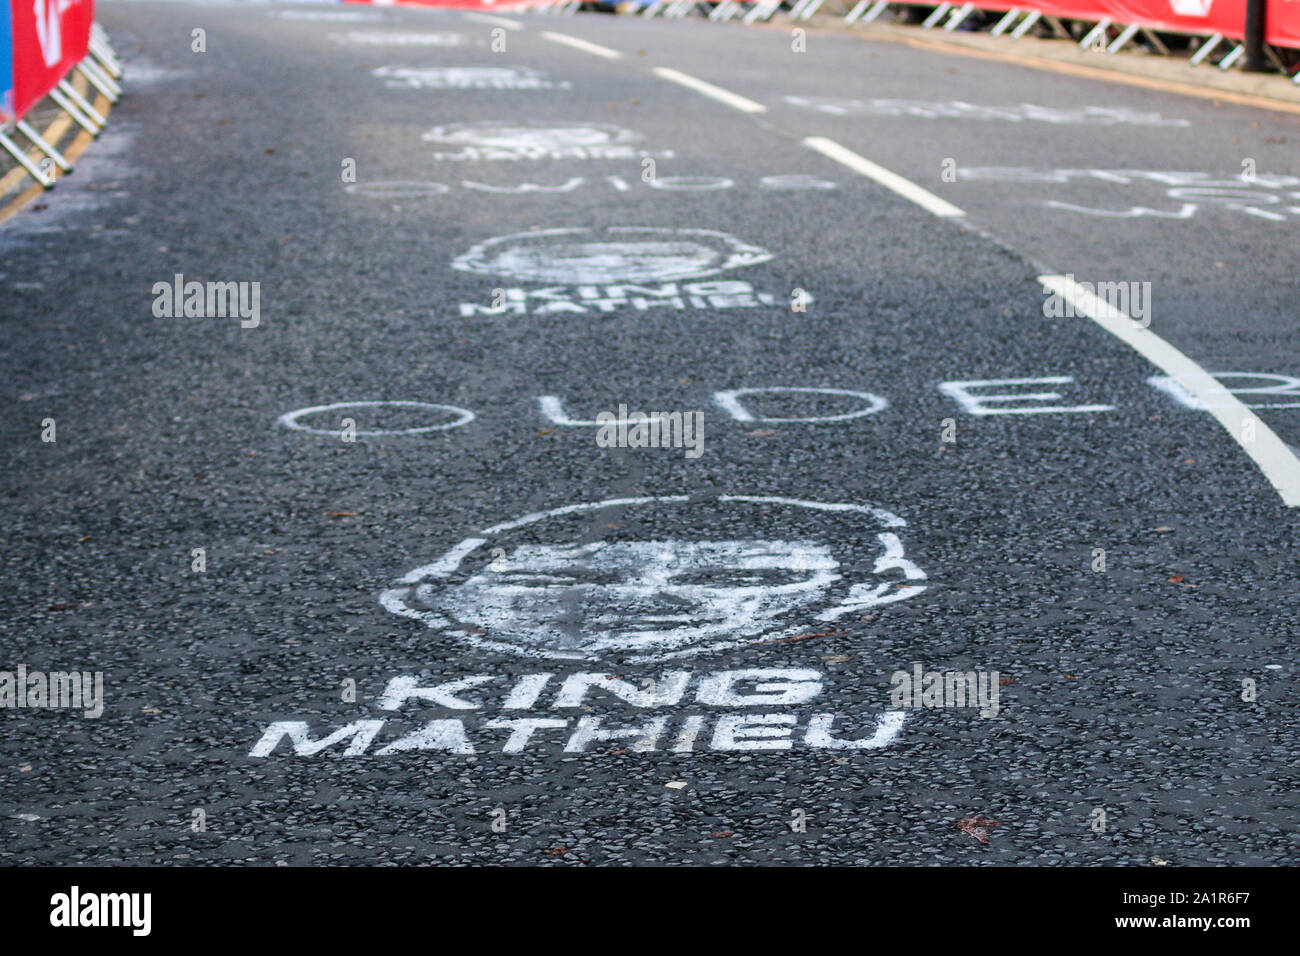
left=9, top=0, right=94, bottom=120
left=1267, top=0, right=1300, bottom=49
left=1018, top=0, right=1300, bottom=50
left=1094, top=0, right=1247, bottom=38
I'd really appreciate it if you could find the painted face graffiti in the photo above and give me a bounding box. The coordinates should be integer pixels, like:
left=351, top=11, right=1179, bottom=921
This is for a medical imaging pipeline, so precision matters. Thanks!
left=784, top=96, right=1190, bottom=127
left=956, top=167, right=1300, bottom=222
left=421, top=121, right=669, bottom=161
left=451, top=227, right=773, bottom=285
left=432, top=540, right=839, bottom=659
left=450, top=228, right=792, bottom=316
left=372, top=66, right=570, bottom=90
left=380, top=495, right=928, bottom=662
left=328, top=31, right=471, bottom=46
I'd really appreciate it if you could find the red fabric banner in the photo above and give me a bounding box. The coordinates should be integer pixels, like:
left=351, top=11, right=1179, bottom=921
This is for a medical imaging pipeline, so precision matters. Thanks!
left=1020, top=0, right=1299, bottom=51
left=9, top=0, right=94, bottom=120
left=1265, top=0, right=1300, bottom=49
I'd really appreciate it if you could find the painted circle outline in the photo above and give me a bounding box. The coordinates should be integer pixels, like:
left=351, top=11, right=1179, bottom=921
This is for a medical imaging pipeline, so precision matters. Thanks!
left=277, top=401, right=475, bottom=437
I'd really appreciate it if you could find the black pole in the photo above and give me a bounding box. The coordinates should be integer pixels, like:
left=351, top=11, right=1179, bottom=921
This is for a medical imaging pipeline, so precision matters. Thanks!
left=1243, top=0, right=1269, bottom=72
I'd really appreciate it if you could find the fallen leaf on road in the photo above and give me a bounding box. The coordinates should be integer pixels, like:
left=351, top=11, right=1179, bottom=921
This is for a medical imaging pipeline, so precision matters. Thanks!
left=666, top=781, right=687, bottom=790
left=956, top=817, right=1003, bottom=845
left=756, top=629, right=844, bottom=646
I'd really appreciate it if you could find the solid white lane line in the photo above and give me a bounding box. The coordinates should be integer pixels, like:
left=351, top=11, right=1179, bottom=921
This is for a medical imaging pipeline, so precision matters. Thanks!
left=540, top=31, right=624, bottom=59
left=802, top=136, right=965, bottom=218
left=652, top=67, right=767, bottom=114
left=1040, top=274, right=1300, bottom=508
left=464, top=13, right=524, bottom=30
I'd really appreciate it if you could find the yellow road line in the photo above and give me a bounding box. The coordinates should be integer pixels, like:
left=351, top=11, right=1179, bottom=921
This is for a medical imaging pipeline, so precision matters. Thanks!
left=0, top=76, right=111, bottom=227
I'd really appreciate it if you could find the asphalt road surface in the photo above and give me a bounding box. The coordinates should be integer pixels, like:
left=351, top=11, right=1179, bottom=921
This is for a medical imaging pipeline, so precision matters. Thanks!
left=2, top=0, right=1299, bottom=866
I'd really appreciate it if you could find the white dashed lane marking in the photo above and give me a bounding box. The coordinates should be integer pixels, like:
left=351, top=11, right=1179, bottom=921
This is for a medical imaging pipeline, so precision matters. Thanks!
left=1041, top=274, right=1300, bottom=507
left=652, top=67, right=767, bottom=114
left=802, top=136, right=965, bottom=219
left=463, top=12, right=524, bottom=30
left=541, top=31, right=624, bottom=60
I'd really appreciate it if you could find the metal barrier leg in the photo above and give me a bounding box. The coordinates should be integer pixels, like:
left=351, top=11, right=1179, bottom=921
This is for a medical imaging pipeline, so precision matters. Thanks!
left=843, top=0, right=870, bottom=21
left=1009, top=9, right=1041, bottom=38
left=1106, top=22, right=1139, bottom=53
left=990, top=8, right=1021, bottom=35
left=1218, top=43, right=1245, bottom=70
left=48, top=88, right=103, bottom=136
left=57, top=79, right=106, bottom=126
left=943, top=1, right=975, bottom=30
left=1141, top=28, right=1169, bottom=54
left=77, top=61, right=120, bottom=103
left=15, top=119, right=73, bottom=173
left=1079, top=18, right=1112, bottom=50
left=0, top=130, right=56, bottom=188
left=1040, top=14, right=1070, bottom=36
left=1189, top=33, right=1223, bottom=66
left=861, top=0, right=889, bottom=21
left=89, top=38, right=123, bottom=78
left=921, top=2, right=952, bottom=28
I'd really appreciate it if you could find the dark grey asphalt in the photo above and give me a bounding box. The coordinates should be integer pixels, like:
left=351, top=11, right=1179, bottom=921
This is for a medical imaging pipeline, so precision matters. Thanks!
left=0, top=0, right=1297, bottom=865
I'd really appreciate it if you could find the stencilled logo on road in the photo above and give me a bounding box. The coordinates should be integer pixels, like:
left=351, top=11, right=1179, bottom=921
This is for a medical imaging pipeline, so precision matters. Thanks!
left=422, top=121, right=670, bottom=162
left=452, top=227, right=772, bottom=284
left=248, top=497, right=925, bottom=757
left=452, top=228, right=795, bottom=316
left=373, top=66, right=570, bottom=90
left=379, top=495, right=928, bottom=663
left=277, top=10, right=380, bottom=21
left=957, top=167, right=1300, bottom=222
left=328, top=31, right=472, bottom=46
left=784, top=96, right=1190, bottom=127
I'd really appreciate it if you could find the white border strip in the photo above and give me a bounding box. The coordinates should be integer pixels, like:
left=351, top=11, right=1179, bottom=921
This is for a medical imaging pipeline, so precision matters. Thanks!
left=541, top=31, right=623, bottom=59
left=803, top=137, right=964, bottom=218
left=1041, top=274, right=1300, bottom=507
left=652, top=67, right=767, bottom=114
left=464, top=12, right=524, bottom=30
